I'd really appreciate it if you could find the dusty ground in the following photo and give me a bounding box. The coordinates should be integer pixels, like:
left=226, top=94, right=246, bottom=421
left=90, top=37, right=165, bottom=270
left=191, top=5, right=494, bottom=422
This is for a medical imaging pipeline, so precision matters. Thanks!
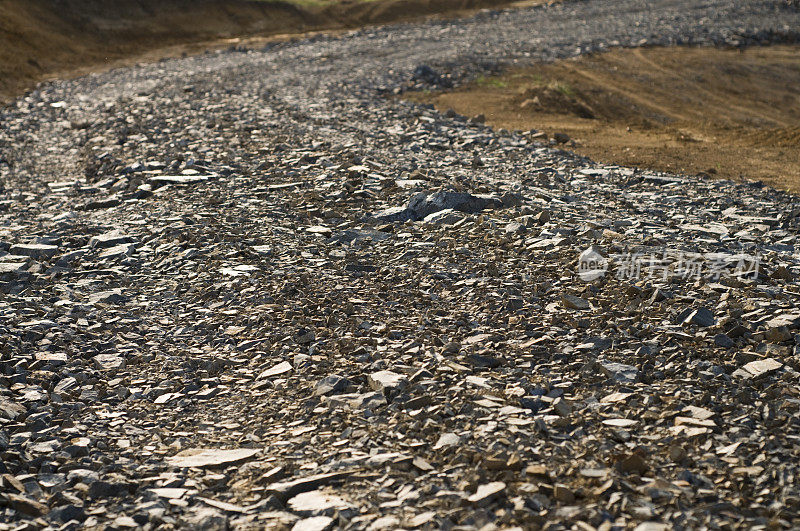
left=409, top=45, right=800, bottom=192
left=0, top=0, right=549, bottom=104
left=2, top=0, right=800, bottom=528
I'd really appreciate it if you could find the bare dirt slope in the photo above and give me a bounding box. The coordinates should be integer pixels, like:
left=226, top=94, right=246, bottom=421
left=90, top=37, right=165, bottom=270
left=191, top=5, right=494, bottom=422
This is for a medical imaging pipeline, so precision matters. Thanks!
left=0, top=0, right=533, bottom=103
left=411, top=45, right=800, bottom=191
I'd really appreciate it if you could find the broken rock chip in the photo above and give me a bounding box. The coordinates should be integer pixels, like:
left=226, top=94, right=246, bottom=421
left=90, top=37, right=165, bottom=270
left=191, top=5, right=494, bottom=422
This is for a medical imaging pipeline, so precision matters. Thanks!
left=433, top=432, right=461, bottom=449
left=314, top=375, right=350, bottom=396
left=373, top=190, right=506, bottom=222
left=88, top=289, right=128, bottom=305
left=180, top=507, right=229, bottom=530
left=93, top=354, right=126, bottom=372
left=89, top=231, right=135, bottom=249
left=423, top=208, right=466, bottom=225
left=291, top=516, right=334, bottom=531
left=5, top=493, right=48, bottom=516
left=561, top=293, right=590, bottom=310
left=680, top=307, right=715, bottom=327
left=259, top=361, right=293, bottom=379
left=599, top=362, right=638, bottom=383
left=166, top=448, right=261, bottom=468
left=0, top=397, right=26, bottom=420
left=9, top=243, right=58, bottom=260
left=467, top=481, right=506, bottom=505
left=266, top=472, right=352, bottom=502
left=602, top=418, right=639, bottom=428
left=287, top=490, right=353, bottom=516
left=732, top=357, right=783, bottom=379
left=367, top=370, right=408, bottom=394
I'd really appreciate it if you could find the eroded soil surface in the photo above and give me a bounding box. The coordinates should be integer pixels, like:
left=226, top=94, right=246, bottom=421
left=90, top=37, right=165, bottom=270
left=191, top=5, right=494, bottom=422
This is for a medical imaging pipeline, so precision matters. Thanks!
left=410, top=45, right=800, bottom=191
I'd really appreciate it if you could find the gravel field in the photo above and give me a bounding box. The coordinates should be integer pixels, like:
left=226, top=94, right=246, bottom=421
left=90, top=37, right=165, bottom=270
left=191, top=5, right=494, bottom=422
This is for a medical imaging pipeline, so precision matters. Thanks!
left=1, top=0, right=800, bottom=529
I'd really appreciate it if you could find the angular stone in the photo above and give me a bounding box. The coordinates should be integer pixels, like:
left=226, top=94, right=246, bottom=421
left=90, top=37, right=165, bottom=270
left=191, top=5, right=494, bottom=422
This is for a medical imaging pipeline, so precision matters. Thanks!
left=166, top=448, right=261, bottom=468
left=599, top=362, right=638, bottom=383
left=150, top=174, right=212, bottom=185
left=93, top=354, right=126, bottom=372
left=0, top=397, right=26, bottom=420
left=180, top=507, right=228, bottom=530
left=0, top=261, right=27, bottom=275
left=553, top=484, right=575, bottom=503
left=99, top=244, right=135, bottom=259
left=602, top=418, right=638, bottom=428
left=6, top=493, right=47, bottom=516
left=53, top=377, right=79, bottom=397
left=88, top=289, right=128, bottom=305
left=287, top=490, right=352, bottom=516
left=713, top=333, right=734, bottom=348
left=682, top=307, right=715, bottom=327
left=88, top=480, right=135, bottom=499
left=9, top=243, right=58, bottom=260
left=89, top=231, right=135, bottom=249
left=259, top=361, right=293, bottom=379
left=433, top=432, right=461, bottom=449
left=50, top=504, right=86, bottom=523
left=765, top=325, right=792, bottom=343
left=423, top=209, right=466, bottom=225
left=367, top=371, right=407, bottom=394
left=561, top=293, right=590, bottom=310
left=314, top=375, right=349, bottom=396
left=292, top=516, right=334, bottom=531
left=732, top=358, right=783, bottom=379
left=266, top=472, right=352, bottom=502
left=467, top=481, right=505, bottom=505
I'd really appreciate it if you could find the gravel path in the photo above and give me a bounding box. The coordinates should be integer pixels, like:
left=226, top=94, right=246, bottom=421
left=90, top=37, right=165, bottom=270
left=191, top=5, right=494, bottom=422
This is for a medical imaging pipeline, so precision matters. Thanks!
left=1, top=0, right=800, bottom=529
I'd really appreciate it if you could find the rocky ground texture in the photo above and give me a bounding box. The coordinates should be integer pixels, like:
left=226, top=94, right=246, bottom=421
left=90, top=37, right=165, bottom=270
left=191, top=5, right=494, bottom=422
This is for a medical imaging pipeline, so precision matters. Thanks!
left=1, top=0, right=800, bottom=529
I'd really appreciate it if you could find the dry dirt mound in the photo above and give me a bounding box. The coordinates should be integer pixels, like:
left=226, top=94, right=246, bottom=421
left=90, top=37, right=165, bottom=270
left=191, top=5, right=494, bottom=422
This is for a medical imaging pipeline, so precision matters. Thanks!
left=0, top=0, right=530, bottom=103
left=411, top=44, right=800, bottom=191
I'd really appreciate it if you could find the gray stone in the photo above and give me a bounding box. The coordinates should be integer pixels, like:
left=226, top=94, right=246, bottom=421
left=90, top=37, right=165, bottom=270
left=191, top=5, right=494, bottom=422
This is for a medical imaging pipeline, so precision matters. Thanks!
left=166, top=448, right=261, bottom=468
left=314, top=375, right=350, bottom=396
left=407, top=190, right=503, bottom=220
left=681, top=307, right=715, bottom=327
left=467, top=481, right=506, bottom=505
left=266, top=472, right=352, bottom=502
left=93, top=354, right=126, bottom=372
left=292, top=516, right=335, bottom=531
left=433, top=432, right=461, bottom=449
left=88, top=289, right=128, bottom=305
left=732, top=358, right=783, bottom=379
left=0, top=397, right=26, bottom=420
left=561, top=293, right=590, bottom=310
left=89, top=231, right=135, bottom=249
left=367, top=371, right=407, bottom=394
left=9, top=243, right=58, bottom=260
left=287, top=490, right=352, bottom=516
left=599, top=362, right=638, bottom=383
left=180, top=507, right=228, bottom=531
left=713, top=334, right=734, bottom=348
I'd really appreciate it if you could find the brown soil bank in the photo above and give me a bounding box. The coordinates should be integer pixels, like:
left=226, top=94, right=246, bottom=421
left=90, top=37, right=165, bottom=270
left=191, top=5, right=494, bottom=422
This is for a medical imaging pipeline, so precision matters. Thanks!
left=411, top=45, right=800, bottom=192
left=0, top=0, right=534, bottom=103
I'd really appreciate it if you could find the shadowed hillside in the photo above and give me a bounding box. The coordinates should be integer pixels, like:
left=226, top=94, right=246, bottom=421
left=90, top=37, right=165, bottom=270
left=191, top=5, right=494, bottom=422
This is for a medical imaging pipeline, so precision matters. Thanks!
left=0, top=0, right=529, bottom=102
